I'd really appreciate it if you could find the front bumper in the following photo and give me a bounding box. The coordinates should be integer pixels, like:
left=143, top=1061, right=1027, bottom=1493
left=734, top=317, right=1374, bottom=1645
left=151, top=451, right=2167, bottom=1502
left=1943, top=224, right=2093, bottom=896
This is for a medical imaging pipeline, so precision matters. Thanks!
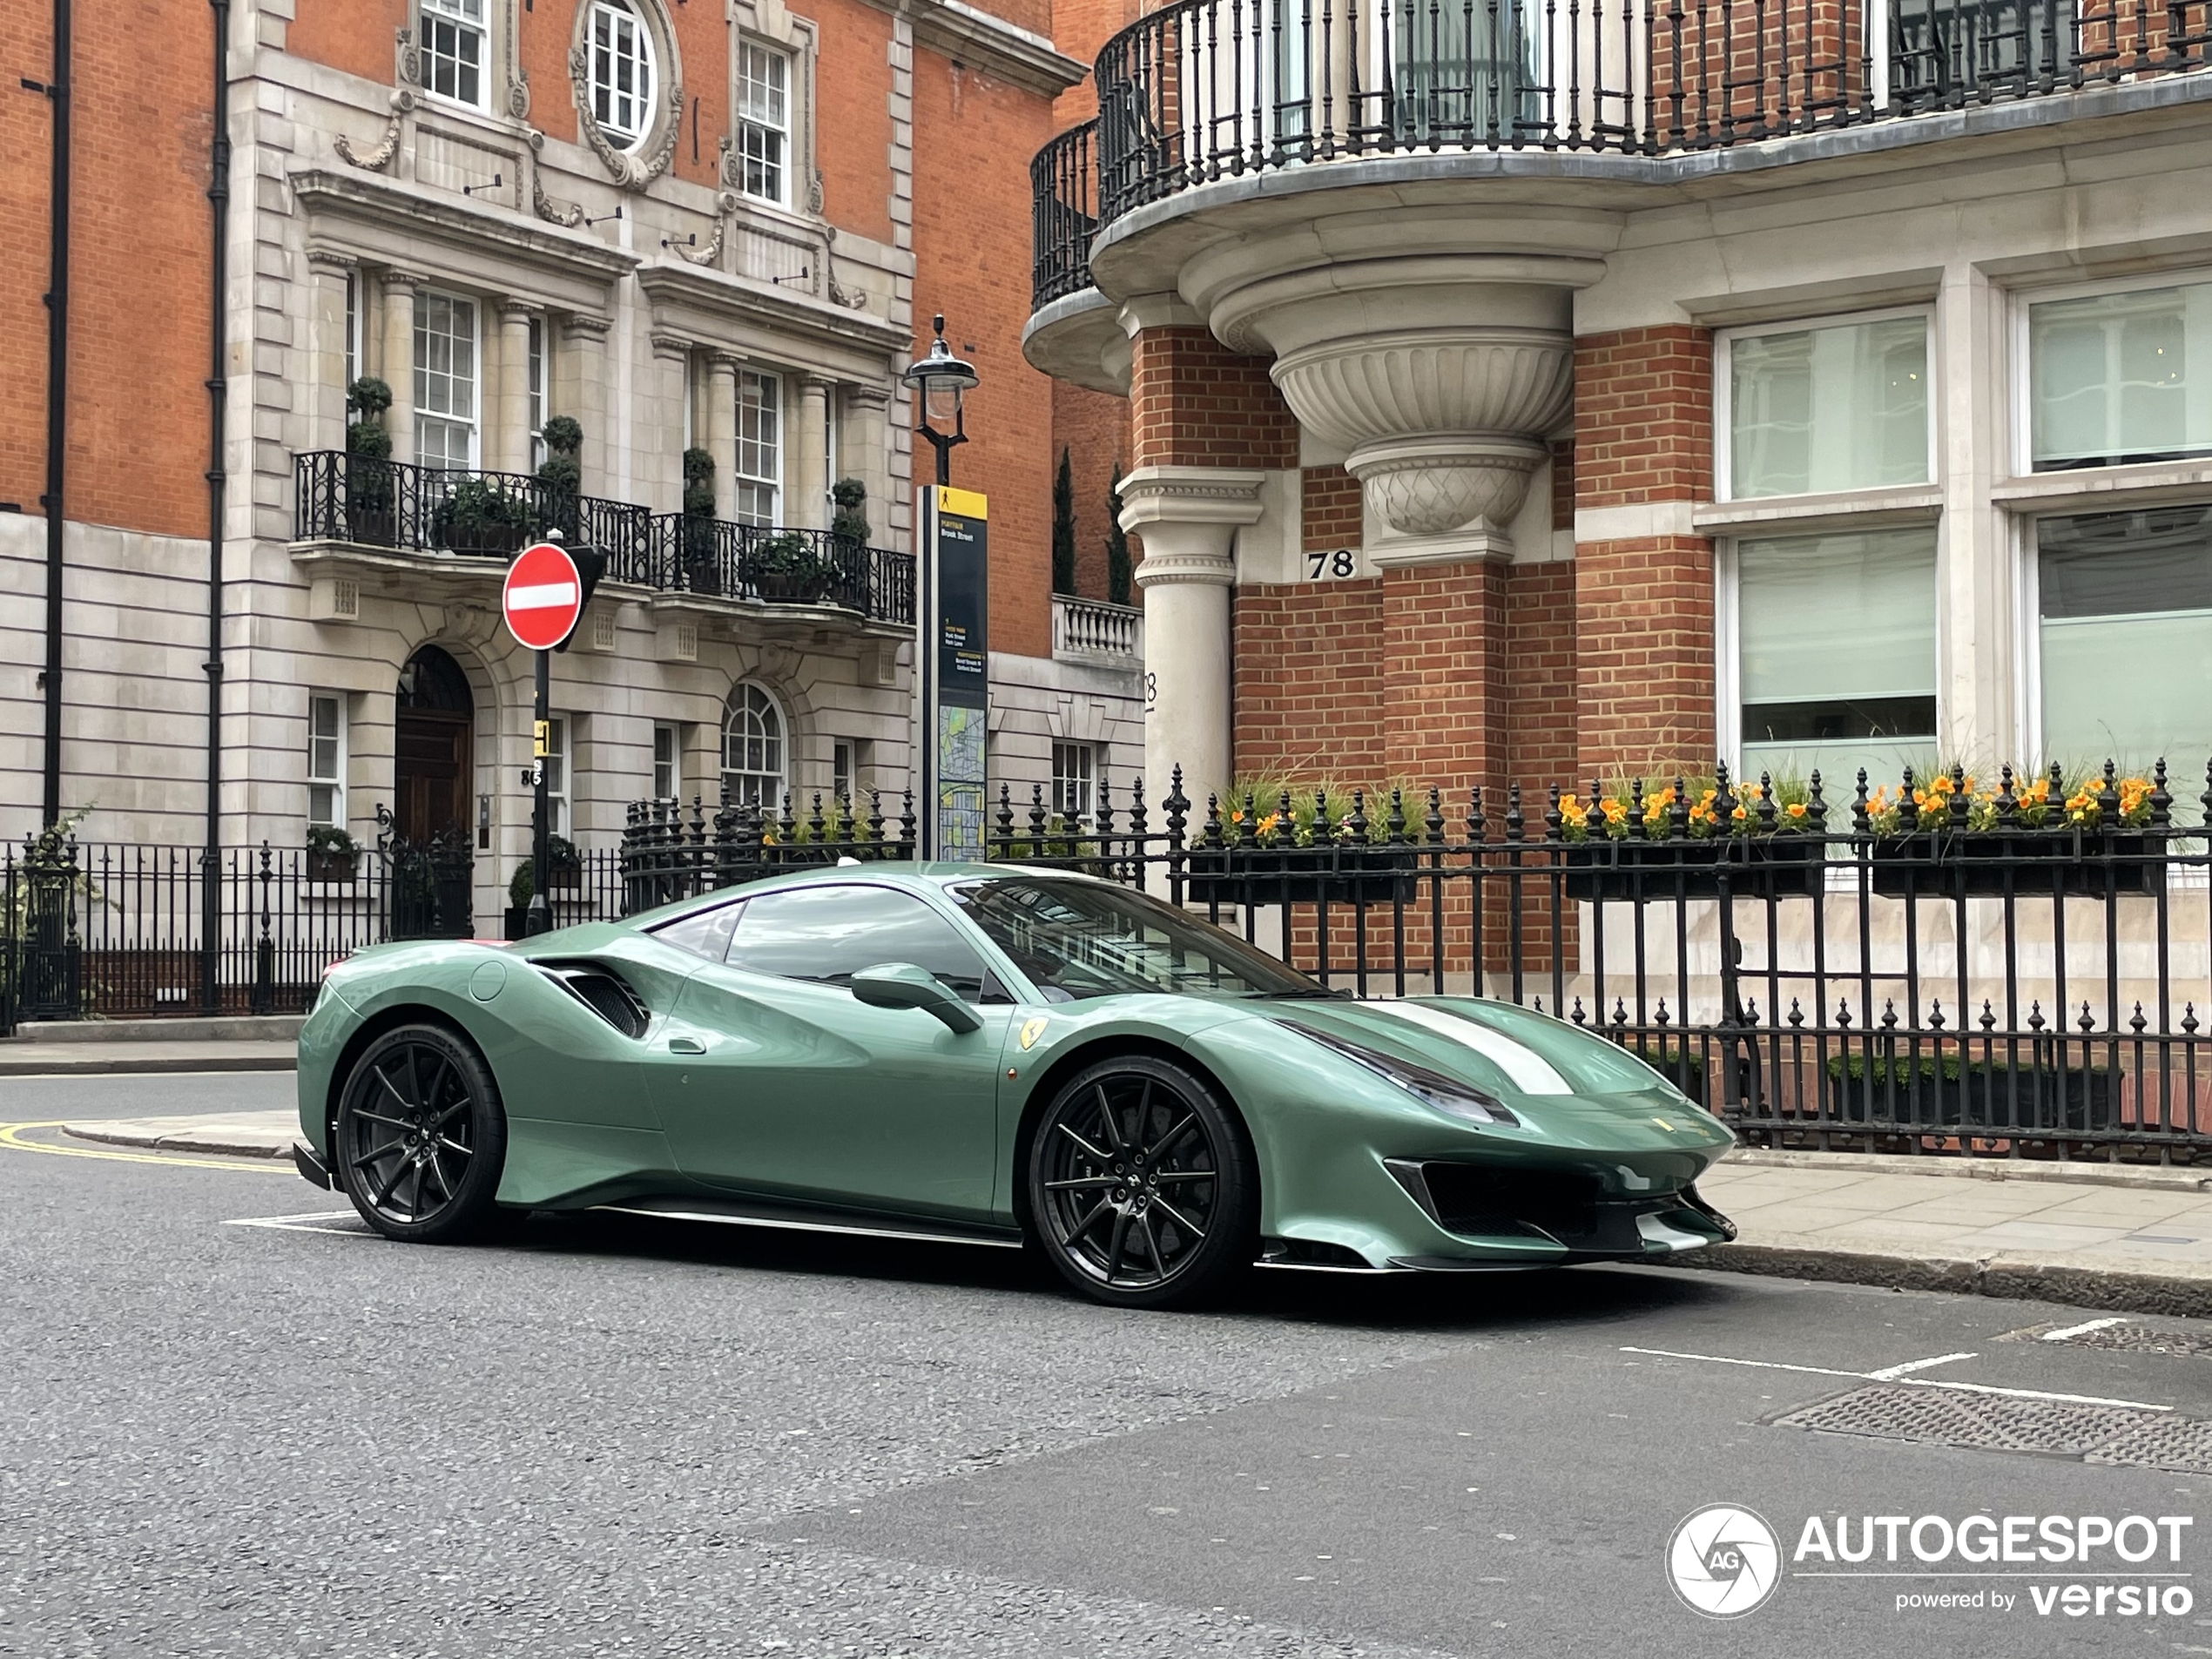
left=1378, top=1160, right=1736, bottom=1269
left=292, top=1139, right=333, bottom=1190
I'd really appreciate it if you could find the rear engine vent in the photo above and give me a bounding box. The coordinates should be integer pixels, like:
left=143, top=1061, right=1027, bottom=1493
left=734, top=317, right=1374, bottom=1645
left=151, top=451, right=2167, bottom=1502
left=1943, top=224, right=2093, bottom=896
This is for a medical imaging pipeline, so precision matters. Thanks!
left=537, top=962, right=651, bottom=1039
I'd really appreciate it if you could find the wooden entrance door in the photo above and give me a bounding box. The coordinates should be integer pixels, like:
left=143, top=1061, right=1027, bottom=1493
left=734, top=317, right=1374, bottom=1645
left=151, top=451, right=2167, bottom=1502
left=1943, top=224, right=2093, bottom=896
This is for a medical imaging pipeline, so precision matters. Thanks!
left=394, top=645, right=475, bottom=843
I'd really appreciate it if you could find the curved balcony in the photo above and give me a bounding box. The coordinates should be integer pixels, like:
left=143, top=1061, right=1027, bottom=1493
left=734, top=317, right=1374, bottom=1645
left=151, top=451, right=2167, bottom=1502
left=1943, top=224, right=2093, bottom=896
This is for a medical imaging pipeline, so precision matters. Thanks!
left=1031, top=118, right=1101, bottom=310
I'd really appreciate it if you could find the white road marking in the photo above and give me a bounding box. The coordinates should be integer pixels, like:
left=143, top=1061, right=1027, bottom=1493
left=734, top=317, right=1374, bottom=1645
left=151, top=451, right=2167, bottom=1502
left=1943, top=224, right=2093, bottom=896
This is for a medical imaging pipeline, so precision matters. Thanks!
left=1620, top=1345, right=2173, bottom=1413
left=1866, top=1351, right=1978, bottom=1379
left=226, top=1210, right=368, bottom=1236
left=507, top=580, right=577, bottom=610
left=2042, top=1315, right=2131, bottom=1342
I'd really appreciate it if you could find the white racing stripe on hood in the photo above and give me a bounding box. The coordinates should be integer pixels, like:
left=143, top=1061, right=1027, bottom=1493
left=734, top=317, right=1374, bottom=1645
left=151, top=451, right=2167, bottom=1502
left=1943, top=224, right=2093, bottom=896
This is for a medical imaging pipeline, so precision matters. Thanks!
left=1356, top=1000, right=1575, bottom=1095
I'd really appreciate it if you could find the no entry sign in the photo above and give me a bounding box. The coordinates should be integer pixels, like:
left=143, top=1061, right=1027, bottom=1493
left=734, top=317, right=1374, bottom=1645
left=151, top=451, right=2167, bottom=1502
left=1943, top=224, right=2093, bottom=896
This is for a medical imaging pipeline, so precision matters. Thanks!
left=502, top=542, right=583, bottom=651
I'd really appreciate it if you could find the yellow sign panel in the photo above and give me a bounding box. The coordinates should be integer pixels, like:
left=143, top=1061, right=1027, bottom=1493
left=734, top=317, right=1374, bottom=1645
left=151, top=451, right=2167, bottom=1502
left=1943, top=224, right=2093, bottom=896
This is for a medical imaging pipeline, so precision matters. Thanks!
left=533, top=720, right=550, bottom=757
left=936, top=485, right=988, bottom=522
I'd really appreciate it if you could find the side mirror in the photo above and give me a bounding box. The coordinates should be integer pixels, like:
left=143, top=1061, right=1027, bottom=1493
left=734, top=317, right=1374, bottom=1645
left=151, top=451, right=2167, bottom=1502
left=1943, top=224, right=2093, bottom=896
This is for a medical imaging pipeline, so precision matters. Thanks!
left=850, top=962, right=983, bottom=1034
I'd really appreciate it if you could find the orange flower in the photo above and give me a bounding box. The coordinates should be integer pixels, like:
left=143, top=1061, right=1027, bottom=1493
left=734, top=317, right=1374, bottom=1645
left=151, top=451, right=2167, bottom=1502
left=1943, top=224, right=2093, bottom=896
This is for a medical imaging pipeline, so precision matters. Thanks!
left=1785, top=802, right=1809, bottom=819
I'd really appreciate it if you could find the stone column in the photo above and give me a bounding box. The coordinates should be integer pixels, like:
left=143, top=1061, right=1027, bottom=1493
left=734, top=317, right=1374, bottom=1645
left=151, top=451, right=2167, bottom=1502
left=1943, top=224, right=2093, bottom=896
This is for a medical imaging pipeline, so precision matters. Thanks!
left=1118, top=466, right=1266, bottom=815
left=795, top=378, right=832, bottom=529
left=555, top=314, right=611, bottom=496
left=379, top=268, right=426, bottom=466
left=844, top=385, right=893, bottom=543
left=705, top=353, right=740, bottom=520
left=305, top=253, right=353, bottom=455
left=646, top=332, right=691, bottom=512
left=493, top=300, right=538, bottom=475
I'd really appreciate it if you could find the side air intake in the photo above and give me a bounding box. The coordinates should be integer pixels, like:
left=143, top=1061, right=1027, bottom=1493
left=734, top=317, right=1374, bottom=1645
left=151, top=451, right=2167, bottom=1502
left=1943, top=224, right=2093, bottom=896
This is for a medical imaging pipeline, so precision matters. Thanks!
left=536, top=962, right=651, bottom=1039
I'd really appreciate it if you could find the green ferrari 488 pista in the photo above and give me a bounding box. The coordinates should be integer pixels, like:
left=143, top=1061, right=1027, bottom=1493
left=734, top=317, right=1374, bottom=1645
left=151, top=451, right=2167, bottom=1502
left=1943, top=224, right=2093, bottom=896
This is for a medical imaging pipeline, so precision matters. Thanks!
left=293, top=863, right=1736, bottom=1307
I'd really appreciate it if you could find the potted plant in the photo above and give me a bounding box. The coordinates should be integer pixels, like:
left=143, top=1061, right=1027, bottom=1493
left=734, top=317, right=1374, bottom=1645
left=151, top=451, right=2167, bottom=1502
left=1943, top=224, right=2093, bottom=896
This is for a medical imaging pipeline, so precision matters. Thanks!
left=679, top=446, right=721, bottom=596
left=1824, top=1049, right=2115, bottom=1134
left=537, top=415, right=584, bottom=543
left=827, top=476, right=870, bottom=608
left=546, top=832, right=582, bottom=890
left=1190, top=786, right=1419, bottom=905
left=344, top=377, right=395, bottom=545
left=306, top=825, right=361, bottom=883
left=750, top=530, right=826, bottom=604
left=1554, top=774, right=1823, bottom=900
left=433, top=475, right=532, bottom=556
left=1861, top=763, right=2165, bottom=898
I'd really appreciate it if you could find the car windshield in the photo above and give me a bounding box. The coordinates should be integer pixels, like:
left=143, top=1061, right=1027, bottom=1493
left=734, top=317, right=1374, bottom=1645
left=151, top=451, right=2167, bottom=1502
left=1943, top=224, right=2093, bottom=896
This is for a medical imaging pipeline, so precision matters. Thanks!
left=949, top=876, right=1333, bottom=1001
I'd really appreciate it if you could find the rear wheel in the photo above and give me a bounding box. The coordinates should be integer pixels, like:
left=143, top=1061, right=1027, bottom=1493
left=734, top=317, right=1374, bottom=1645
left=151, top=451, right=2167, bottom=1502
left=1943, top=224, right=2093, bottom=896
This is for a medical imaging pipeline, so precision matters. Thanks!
left=1027, top=1055, right=1255, bottom=1309
left=335, top=1023, right=506, bottom=1243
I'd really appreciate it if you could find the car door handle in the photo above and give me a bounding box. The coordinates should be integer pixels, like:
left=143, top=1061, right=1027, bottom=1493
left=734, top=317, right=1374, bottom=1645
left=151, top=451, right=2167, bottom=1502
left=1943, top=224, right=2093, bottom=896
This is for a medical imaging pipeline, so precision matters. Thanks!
left=668, top=1036, right=705, bottom=1055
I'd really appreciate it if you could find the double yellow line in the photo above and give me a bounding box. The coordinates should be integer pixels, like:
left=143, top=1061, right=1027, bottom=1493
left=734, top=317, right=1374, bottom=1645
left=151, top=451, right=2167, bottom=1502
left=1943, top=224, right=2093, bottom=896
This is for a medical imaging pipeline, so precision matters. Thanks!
left=0, top=1120, right=293, bottom=1175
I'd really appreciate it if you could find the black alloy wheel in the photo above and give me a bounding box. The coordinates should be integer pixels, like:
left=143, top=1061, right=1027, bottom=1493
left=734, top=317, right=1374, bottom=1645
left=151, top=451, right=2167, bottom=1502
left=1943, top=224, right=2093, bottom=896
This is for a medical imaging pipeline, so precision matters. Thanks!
left=335, top=1023, right=507, bottom=1243
left=1028, top=1055, right=1256, bottom=1309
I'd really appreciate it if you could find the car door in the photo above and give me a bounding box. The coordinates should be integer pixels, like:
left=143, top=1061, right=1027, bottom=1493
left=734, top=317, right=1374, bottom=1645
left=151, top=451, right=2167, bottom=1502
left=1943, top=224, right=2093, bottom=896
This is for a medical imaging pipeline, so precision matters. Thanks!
left=646, top=882, right=1013, bottom=1220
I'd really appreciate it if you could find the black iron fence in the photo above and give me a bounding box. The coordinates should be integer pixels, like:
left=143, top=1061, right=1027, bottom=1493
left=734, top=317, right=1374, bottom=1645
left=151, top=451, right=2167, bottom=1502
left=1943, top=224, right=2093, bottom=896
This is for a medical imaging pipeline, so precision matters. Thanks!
left=621, top=759, right=2212, bottom=1163
left=1029, top=0, right=2212, bottom=304
left=293, top=452, right=916, bottom=627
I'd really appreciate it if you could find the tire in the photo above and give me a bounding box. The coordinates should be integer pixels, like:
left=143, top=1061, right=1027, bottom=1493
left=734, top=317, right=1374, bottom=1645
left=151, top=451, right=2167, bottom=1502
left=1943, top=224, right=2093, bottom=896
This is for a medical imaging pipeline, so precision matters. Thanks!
left=334, top=1022, right=507, bottom=1244
left=1026, top=1054, right=1257, bottom=1310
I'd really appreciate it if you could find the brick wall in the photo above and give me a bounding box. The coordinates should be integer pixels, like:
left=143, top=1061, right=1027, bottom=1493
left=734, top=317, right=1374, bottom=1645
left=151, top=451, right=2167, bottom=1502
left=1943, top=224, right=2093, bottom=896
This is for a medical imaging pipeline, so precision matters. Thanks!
left=1574, top=326, right=1716, bottom=779
left=1302, top=465, right=1361, bottom=552
left=1051, top=380, right=1132, bottom=602
left=792, top=0, right=896, bottom=241
left=1129, top=327, right=1298, bottom=470
left=0, top=0, right=213, bottom=541
left=1506, top=561, right=1578, bottom=791
left=1229, top=579, right=1386, bottom=785
left=911, top=54, right=1057, bottom=660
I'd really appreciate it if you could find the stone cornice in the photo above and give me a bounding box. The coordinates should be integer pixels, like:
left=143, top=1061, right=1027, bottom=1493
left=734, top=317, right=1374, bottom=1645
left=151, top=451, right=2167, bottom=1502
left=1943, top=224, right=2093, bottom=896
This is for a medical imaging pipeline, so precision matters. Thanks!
left=860, top=0, right=1085, bottom=96
left=293, top=167, right=636, bottom=307
left=635, top=260, right=909, bottom=366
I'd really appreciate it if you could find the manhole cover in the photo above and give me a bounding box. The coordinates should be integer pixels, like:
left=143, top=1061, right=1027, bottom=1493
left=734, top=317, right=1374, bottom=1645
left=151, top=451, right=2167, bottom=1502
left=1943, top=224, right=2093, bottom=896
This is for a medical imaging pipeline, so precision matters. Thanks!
left=2000, top=1318, right=2212, bottom=1357
left=1777, top=1386, right=2154, bottom=1457
left=2087, top=1416, right=2212, bottom=1475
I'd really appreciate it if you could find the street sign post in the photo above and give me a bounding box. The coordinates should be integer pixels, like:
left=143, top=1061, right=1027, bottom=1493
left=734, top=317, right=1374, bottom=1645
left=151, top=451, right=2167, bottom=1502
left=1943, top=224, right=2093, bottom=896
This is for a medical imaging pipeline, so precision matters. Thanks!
left=917, top=486, right=988, bottom=860
left=502, top=541, right=585, bottom=937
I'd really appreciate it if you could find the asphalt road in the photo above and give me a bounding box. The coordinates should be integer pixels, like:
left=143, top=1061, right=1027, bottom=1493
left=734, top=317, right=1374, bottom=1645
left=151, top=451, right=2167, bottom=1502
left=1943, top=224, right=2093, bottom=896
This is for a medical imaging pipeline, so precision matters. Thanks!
left=8, top=1073, right=2212, bottom=1657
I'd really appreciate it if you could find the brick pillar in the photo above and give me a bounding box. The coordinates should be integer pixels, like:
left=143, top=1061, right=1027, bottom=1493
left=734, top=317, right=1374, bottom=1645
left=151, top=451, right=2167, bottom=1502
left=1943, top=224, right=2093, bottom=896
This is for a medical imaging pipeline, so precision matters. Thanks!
left=1379, top=558, right=1508, bottom=800
left=1573, top=326, right=1716, bottom=783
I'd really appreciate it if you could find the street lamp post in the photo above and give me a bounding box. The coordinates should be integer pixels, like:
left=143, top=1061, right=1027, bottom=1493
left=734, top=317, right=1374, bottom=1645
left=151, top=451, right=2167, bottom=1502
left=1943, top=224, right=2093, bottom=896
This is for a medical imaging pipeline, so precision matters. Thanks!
left=902, top=317, right=982, bottom=859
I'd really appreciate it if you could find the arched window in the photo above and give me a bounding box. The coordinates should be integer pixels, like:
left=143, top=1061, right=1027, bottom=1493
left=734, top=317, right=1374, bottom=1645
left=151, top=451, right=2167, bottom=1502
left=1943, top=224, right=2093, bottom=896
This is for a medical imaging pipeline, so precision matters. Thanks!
left=590, top=0, right=656, bottom=148
left=722, top=683, right=786, bottom=807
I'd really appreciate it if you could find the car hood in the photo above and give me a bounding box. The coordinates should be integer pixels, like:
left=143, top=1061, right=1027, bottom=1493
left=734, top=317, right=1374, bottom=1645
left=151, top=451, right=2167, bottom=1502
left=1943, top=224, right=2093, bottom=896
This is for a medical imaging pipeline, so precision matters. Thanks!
left=1255, top=996, right=1732, bottom=1142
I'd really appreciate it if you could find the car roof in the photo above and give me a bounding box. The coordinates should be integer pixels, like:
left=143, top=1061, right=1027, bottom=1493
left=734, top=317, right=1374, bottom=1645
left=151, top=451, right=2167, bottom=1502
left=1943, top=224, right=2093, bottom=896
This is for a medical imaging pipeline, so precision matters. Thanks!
left=627, top=860, right=1109, bottom=927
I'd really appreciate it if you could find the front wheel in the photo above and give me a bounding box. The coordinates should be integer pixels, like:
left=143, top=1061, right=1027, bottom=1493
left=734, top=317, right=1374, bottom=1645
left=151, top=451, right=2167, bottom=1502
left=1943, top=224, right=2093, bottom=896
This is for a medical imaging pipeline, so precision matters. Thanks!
left=1027, top=1055, right=1256, bottom=1309
left=334, top=1022, right=507, bottom=1243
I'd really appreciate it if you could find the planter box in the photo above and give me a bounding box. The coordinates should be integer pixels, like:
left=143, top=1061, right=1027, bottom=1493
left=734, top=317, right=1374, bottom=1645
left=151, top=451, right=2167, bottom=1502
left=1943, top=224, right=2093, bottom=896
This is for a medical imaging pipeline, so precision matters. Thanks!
left=545, top=857, right=582, bottom=892
left=306, top=848, right=358, bottom=883
left=1824, top=1055, right=2116, bottom=1133
left=1186, top=845, right=1418, bottom=905
left=1865, top=831, right=2162, bottom=898
left=344, top=504, right=395, bottom=546
left=753, top=568, right=826, bottom=604
left=1562, top=836, right=1823, bottom=901
left=442, top=518, right=529, bottom=557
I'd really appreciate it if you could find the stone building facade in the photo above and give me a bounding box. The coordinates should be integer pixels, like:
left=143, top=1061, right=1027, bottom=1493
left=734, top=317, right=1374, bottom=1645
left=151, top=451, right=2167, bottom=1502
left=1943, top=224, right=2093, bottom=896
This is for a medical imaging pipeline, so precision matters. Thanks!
left=1023, top=9, right=2212, bottom=815
left=4, top=0, right=1144, bottom=927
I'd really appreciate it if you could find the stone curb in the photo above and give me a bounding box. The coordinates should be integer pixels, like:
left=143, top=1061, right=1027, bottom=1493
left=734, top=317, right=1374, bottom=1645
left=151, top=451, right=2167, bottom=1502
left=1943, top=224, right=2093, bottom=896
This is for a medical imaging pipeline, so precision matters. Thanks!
left=61, top=1122, right=294, bottom=1159
left=0, top=1052, right=296, bottom=1078
left=1724, top=1145, right=2212, bottom=1192
left=1667, top=1239, right=2212, bottom=1321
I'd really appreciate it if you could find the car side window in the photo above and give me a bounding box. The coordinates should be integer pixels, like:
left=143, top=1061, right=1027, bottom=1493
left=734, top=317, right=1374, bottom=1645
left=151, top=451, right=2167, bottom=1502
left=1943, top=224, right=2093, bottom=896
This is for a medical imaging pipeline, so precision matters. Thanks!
left=648, top=900, right=744, bottom=961
left=725, top=885, right=995, bottom=1001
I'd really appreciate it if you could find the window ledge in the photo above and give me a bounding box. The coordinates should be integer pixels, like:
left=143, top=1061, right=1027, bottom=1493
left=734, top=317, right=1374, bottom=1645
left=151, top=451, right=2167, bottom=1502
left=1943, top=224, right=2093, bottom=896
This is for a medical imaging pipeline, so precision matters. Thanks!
left=1693, top=486, right=1945, bottom=535
left=1992, top=459, right=2212, bottom=515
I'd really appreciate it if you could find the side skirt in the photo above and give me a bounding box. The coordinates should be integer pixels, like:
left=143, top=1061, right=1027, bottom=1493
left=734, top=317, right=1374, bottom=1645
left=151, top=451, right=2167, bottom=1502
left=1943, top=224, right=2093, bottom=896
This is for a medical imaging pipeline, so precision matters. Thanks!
left=593, top=1195, right=1026, bottom=1251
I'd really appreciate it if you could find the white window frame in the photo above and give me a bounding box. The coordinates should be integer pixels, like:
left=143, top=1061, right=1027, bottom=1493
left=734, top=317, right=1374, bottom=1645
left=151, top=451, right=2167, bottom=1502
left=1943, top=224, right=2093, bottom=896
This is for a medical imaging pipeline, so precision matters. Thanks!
left=544, top=714, right=571, bottom=838
left=2008, top=266, right=2212, bottom=479
left=1713, top=305, right=1939, bottom=503
left=1714, top=526, right=1946, bottom=786
left=735, top=368, right=783, bottom=526
left=832, top=739, right=854, bottom=803
left=414, top=288, right=481, bottom=470
left=419, top=0, right=489, bottom=111
left=722, top=682, right=788, bottom=807
left=653, top=722, right=679, bottom=800
left=307, top=693, right=347, bottom=830
left=736, top=40, right=792, bottom=207
left=1051, top=740, right=1098, bottom=827
left=344, top=272, right=361, bottom=389
left=589, top=0, right=658, bottom=152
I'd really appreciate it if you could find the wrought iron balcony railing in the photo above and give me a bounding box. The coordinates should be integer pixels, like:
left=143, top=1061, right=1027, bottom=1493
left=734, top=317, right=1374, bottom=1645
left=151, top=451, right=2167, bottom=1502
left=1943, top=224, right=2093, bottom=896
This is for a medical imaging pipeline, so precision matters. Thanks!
left=1033, top=0, right=2212, bottom=308
left=1032, top=119, right=1101, bottom=309
left=292, top=452, right=915, bottom=628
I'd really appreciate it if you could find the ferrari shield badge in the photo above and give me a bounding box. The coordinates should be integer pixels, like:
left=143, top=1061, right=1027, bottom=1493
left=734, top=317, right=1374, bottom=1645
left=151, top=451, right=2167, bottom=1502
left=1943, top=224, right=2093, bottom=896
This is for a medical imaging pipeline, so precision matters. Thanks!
left=1018, top=1017, right=1049, bottom=1051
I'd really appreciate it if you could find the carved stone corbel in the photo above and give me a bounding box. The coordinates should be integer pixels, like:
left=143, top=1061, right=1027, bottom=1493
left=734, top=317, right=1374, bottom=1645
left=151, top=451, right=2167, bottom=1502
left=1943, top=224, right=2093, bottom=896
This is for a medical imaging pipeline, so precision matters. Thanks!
left=395, top=25, right=421, bottom=88
left=571, top=46, right=682, bottom=190
left=334, top=91, right=413, bottom=172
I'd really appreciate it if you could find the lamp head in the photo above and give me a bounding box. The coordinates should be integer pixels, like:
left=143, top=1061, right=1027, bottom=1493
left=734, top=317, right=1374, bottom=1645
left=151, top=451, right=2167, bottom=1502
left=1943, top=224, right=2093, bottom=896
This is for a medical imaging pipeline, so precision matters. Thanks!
left=902, top=314, right=979, bottom=431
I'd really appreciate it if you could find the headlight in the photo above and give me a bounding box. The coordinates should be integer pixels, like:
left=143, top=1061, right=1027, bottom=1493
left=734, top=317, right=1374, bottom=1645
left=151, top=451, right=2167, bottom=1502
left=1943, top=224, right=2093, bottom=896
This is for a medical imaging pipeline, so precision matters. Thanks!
left=1282, top=1021, right=1519, bottom=1127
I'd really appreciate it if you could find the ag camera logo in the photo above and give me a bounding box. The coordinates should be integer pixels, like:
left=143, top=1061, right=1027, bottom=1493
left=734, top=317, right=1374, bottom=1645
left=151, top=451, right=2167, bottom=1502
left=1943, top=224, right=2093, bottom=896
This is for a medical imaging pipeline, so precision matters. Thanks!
left=1669, top=1504, right=1783, bottom=1618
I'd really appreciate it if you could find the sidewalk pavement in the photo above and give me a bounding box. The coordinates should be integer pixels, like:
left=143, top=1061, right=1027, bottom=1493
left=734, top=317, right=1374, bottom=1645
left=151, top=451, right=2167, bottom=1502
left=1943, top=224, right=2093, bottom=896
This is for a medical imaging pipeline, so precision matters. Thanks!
left=0, top=1041, right=296, bottom=1076
left=46, top=1109, right=2212, bottom=1320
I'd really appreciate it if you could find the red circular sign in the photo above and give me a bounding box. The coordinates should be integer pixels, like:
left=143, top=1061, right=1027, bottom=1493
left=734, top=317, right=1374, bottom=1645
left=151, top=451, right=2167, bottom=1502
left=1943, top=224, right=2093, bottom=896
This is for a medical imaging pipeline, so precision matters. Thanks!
left=502, top=542, right=584, bottom=651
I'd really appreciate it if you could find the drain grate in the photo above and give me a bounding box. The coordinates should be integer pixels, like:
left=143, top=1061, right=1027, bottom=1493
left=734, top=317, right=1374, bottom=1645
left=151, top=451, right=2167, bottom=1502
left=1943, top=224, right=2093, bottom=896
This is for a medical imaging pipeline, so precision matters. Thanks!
left=2000, top=1318, right=2212, bottom=1357
left=2086, top=1414, right=2212, bottom=1474
left=1777, top=1386, right=2157, bottom=1459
